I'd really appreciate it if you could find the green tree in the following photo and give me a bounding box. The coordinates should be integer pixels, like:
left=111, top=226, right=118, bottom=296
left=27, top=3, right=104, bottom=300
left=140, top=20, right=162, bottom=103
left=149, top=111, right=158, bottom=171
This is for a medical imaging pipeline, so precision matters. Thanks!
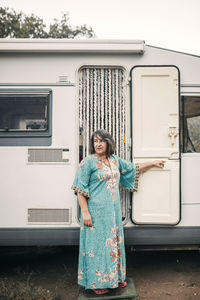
left=0, top=7, right=95, bottom=38
left=49, top=13, right=94, bottom=38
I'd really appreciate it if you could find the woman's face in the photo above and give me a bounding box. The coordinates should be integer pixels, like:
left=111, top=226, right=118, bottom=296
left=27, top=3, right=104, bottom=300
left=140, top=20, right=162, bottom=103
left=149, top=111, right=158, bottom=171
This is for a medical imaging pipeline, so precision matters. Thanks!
left=93, top=135, right=107, bottom=156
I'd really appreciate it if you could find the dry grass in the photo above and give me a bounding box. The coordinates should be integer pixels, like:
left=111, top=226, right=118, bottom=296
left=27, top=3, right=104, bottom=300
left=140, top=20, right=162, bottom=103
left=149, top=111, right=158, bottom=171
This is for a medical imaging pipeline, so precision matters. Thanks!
left=0, top=273, right=61, bottom=300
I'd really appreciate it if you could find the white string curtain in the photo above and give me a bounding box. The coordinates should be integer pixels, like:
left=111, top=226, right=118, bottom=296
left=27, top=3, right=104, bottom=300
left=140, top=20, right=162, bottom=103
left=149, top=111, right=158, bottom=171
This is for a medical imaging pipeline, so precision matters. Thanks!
left=79, top=67, right=127, bottom=159
left=79, top=67, right=128, bottom=220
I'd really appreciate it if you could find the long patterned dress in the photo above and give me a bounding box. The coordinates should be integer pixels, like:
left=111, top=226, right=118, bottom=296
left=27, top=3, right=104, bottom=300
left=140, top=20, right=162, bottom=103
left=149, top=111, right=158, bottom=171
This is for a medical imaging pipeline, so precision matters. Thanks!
left=72, top=154, right=139, bottom=290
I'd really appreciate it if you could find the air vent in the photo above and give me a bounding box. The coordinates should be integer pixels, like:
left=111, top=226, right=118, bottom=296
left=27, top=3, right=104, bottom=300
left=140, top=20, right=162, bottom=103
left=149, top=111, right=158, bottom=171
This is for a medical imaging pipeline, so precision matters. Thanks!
left=28, top=208, right=71, bottom=223
left=28, top=148, right=69, bottom=163
left=58, top=75, right=69, bottom=83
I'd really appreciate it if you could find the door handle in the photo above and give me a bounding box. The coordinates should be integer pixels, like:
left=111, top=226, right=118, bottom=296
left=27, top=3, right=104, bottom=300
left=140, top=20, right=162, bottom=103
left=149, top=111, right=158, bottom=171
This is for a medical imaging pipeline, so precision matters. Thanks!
left=169, top=151, right=179, bottom=159
left=168, top=126, right=178, bottom=146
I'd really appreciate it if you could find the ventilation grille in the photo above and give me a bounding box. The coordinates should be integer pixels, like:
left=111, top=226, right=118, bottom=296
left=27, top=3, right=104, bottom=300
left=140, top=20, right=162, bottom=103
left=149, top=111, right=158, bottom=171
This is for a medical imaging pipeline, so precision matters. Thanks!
left=79, top=67, right=128, bottom=220
left=28, top=148, right=69, bottom=163
left=28, top=209, right=70, bottom=223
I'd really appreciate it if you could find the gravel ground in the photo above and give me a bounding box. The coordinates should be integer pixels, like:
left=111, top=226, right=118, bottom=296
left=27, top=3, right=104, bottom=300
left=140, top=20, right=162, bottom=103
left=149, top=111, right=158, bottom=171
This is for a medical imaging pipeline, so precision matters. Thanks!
left=0, top=246, right=200, bottom=300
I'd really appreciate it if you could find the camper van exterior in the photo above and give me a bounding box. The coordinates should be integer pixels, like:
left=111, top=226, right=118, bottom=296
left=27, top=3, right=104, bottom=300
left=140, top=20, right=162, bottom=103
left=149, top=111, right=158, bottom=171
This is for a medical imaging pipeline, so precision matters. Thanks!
left=0, top=39, right=200, bottom=249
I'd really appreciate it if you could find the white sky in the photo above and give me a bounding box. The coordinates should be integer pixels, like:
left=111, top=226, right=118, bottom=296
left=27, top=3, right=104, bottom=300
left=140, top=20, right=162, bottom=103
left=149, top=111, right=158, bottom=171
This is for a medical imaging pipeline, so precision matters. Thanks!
left=1, top=0, right=200, bottom=55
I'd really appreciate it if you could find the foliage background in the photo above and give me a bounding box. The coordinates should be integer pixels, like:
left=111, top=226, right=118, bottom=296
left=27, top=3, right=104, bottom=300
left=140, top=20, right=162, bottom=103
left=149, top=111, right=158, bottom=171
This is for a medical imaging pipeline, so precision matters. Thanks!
left=0, top=7, right=95, bottom=38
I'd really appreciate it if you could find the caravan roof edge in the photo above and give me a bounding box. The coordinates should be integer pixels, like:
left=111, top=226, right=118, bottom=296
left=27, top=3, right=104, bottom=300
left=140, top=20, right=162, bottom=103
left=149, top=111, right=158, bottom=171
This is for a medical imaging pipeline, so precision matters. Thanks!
left=147, top=44, right=200, bottom=58
left=0, top=39, right=145, bottom=53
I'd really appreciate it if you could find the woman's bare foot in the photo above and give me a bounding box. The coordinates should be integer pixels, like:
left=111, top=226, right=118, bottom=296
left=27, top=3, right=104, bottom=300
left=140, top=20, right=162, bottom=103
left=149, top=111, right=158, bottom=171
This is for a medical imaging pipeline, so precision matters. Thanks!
left=92, top=288, right=109, bottom=294
left=119, top=281, right=127, bottom=288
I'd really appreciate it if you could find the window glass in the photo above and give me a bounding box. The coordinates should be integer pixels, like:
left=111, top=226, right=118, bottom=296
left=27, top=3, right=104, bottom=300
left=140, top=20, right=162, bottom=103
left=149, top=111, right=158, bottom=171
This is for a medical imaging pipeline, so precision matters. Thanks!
left=187, top=116, right=200, bottom=152
left=0, top=94, right=48, bottom=132
left=182, top=96, right=200, bottom=153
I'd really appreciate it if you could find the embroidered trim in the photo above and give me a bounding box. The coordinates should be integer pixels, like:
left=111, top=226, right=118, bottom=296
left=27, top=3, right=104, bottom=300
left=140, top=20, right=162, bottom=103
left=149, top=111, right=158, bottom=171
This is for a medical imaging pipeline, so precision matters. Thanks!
left=71, top=185, right=90, bottom=198
left=120, top=163, right=140, bottom=193
left=133, top=163, right=140, bottom=192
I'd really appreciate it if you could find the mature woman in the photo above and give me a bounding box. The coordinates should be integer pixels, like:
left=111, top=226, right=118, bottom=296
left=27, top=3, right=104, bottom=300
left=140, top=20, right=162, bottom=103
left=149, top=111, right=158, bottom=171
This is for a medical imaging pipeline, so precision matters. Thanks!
left=72, top=130, right=165, bottom=295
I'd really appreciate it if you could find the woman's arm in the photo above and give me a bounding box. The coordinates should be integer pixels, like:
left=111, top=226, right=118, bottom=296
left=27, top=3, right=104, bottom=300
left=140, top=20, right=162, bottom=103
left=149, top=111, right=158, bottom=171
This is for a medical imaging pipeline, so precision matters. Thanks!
left=138, top=160, right=165, bottom=173
left=77, top=193, right=93, bottom=227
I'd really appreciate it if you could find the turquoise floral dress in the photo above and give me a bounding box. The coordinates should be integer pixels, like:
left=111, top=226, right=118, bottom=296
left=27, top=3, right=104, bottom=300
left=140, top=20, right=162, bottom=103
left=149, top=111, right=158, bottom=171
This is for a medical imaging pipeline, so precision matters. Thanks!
left=72, top=154, right=139, bottom=290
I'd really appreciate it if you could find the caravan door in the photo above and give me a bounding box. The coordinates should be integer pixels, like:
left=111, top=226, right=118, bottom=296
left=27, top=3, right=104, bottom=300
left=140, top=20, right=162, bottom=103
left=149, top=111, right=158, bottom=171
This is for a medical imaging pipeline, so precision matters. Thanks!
left=131, top=66, right=180, bottom=225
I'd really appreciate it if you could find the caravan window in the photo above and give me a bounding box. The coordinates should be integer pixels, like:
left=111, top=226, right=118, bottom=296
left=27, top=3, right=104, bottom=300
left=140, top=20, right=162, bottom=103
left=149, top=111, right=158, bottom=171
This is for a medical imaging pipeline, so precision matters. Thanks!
left=0, top=89, right=52, bottom=146
left=0, top=93, right=49, bottom=132
left=181, top=96, right=200, bottom=153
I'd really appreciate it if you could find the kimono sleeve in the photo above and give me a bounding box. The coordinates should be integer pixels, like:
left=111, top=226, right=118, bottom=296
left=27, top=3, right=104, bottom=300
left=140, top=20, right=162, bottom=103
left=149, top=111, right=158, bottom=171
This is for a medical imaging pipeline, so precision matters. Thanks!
left=116, top=156, right=140, bottom=192
left=71, top=157, right=91, bottom=199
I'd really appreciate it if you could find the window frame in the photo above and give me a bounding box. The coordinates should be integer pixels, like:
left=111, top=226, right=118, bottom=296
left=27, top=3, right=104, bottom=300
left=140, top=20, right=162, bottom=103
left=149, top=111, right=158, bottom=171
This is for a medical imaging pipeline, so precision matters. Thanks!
left=181, top=95, right=200, bottom=153
left=0, top=88, right=52, bottom=146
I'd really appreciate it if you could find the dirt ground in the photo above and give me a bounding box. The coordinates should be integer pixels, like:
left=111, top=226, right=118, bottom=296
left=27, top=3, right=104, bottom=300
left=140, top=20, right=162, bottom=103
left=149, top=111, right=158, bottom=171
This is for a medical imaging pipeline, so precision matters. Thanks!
left=0, top=246, right=200, bottom=300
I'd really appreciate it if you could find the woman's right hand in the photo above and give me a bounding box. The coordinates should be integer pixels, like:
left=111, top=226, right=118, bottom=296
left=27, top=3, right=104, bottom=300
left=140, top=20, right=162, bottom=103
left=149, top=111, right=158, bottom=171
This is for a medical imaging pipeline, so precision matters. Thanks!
left=82, top=210, right=93, bottom=227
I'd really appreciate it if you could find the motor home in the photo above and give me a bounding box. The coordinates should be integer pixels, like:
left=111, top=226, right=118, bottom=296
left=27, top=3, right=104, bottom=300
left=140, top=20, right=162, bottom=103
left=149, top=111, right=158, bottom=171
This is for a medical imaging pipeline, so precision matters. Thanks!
left=0, top=39, right=200, bottom=249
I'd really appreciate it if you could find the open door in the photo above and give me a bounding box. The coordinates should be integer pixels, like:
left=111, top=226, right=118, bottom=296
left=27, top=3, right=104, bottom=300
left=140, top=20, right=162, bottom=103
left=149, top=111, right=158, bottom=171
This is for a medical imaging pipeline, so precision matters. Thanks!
left=131, top=65, right=181, bottom=225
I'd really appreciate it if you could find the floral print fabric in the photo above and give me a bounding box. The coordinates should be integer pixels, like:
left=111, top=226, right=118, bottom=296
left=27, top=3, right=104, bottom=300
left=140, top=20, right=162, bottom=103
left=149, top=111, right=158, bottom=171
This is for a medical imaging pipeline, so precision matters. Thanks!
left=72, top=154, right=139, bottom=289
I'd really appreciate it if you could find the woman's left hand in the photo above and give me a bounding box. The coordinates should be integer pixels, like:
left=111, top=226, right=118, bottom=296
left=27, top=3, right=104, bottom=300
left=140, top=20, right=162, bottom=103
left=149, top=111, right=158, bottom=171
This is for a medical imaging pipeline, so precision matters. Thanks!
left=152, top=160, right=165, bottom=168
left=137, top=160, right=166, bottom=173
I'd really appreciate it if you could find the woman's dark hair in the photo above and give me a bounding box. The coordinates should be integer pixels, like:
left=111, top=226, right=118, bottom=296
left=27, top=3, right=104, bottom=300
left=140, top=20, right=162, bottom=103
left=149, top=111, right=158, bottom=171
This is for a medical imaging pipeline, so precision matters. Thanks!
left=90, top=130, right=115, bottom=157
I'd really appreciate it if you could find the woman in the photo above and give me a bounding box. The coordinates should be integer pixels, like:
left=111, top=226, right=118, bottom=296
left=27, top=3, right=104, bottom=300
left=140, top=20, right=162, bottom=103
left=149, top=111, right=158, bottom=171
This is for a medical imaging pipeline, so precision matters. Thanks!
left=72, top=130, right=165, bottom=295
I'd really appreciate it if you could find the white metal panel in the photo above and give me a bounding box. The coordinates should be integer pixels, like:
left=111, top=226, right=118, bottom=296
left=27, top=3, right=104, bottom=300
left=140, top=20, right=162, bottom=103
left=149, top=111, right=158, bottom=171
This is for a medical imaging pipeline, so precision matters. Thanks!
left=132, top=66, right=179, bottom=158
left=181, top=153, right=200, bottom=204
left=0, top=86, right=77, bottom=227
left=133, top=160, right=180, bottom=224
left=177, top=204, right=200, bottom=226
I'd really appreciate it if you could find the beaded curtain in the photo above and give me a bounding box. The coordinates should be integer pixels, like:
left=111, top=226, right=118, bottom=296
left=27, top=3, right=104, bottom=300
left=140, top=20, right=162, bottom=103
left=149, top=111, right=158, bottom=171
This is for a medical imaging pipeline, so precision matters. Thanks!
left=78, top=67, right=128, bottom=220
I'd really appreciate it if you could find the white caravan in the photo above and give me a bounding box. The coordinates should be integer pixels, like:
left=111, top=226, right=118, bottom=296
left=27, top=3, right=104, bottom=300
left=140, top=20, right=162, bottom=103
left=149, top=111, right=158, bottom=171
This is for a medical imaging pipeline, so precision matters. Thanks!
left=0, top=39, right=200, bottom=249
